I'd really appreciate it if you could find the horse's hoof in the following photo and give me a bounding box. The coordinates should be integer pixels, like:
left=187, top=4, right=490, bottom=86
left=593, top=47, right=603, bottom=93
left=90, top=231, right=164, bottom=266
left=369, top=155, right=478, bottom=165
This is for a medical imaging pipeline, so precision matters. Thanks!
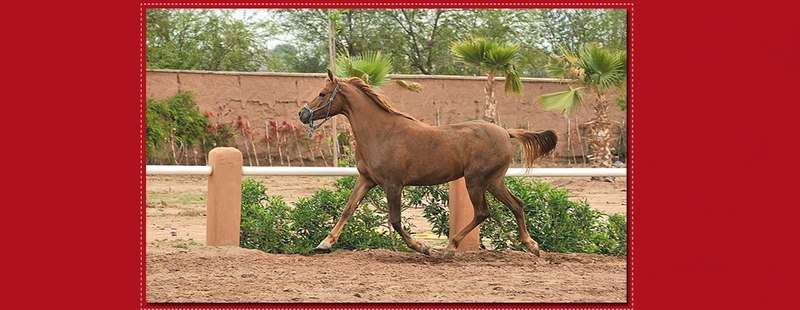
left=312, top=246, right=332, bottom=254
left=419, top=244, right=432, bottom=256
left=531, top=248, right=541, bottom=257
left=441, top=248, right=455, bottom=259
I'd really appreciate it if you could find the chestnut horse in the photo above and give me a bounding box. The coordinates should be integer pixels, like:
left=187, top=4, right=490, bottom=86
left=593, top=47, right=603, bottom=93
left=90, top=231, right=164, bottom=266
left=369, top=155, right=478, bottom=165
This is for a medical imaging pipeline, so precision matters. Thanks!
left=299, top=70, right=557, bottom=257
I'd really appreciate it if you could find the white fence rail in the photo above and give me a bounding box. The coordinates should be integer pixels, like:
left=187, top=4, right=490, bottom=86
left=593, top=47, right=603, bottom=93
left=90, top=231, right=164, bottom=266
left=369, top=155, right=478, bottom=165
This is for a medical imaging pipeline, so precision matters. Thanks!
left=146, top=165, right=626, bottom=177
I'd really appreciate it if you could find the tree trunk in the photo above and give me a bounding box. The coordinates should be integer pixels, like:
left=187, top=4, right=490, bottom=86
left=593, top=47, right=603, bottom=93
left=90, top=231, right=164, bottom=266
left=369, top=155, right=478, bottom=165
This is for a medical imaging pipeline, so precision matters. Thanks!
left=482, top=72, right=497, bottom=123
left=576, top=114, right=587, bottom=164
left=586, top=93, right=615, bottom=179
left=566, top=116, right=574, bottom=164
left=329, top=12, right=340, bottom=167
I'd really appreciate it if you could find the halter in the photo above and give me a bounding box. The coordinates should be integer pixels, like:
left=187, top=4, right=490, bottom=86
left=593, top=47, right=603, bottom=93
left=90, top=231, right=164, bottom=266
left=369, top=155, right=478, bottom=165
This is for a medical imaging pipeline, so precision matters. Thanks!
left=301, top=82, right=340, bottom=136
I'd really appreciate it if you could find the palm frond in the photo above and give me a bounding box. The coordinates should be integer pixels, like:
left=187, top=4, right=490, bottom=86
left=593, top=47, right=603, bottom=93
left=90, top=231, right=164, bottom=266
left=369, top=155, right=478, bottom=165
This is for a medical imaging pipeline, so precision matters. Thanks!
left=576, top=45, right=626, bottom=90
left=546, top=54, right=570, bottom=78
left=485, top=43, right=520, bottom=70
left=336, top=51, right=392, bottom=88
left=450, top=37, right=489, bottom=68
left=452, top=37, right=520, bottom=72
left=503, top=65, right=522, bottom=94
left=539, top=87, right=584, bottom=116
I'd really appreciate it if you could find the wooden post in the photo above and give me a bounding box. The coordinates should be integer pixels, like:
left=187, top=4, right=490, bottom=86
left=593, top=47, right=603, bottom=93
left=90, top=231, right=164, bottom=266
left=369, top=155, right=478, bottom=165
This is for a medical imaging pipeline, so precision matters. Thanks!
left=328, top=11, right=340, bottom=167
left=448, top=177, right=480, bottom=251
left=206, top=147, right=242, bottom=246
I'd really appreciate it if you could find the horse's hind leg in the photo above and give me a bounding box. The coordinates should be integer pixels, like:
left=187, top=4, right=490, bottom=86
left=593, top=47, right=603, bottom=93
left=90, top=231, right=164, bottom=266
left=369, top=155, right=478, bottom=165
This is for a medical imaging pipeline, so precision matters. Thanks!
left=444, top=177, right=490, bottom=256
left=488, top=180, right=541, bottom=256
left=385, top=185, right=431, bottom=255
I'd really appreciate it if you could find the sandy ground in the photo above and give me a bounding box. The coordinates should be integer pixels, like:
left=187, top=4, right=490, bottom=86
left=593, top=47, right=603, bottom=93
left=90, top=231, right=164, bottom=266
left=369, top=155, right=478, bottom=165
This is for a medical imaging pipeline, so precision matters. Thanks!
left=147, top=243, right=626, bottom=303
left=145, top=175, right=627, bottom=303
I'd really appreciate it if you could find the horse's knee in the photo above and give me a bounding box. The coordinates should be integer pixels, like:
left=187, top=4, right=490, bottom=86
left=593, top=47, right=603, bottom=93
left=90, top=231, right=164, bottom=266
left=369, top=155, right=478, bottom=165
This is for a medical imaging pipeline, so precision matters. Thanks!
left=390, top=218, right=403, bottom=232
left=475, top=209, right=490, bottom=222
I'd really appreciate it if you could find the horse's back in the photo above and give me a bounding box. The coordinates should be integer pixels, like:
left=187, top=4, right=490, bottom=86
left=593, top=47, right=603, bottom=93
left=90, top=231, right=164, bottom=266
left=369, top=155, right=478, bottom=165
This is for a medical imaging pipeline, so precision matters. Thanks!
left=438, top=120, right=511, bottom=142
left=432, top=120, right=514, bottom=170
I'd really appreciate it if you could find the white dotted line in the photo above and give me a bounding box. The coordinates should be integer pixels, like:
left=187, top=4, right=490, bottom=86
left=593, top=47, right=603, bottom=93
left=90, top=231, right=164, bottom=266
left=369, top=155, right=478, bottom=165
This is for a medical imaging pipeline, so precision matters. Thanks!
left=139, top=3, right=145, bottom=309
left=628, top=4, right=635, bottom=309
left=138, top=2, right=635, bottom=309
left=142, top=2, right=634, bottom=7
left=143, top=308, right=630, bottom=310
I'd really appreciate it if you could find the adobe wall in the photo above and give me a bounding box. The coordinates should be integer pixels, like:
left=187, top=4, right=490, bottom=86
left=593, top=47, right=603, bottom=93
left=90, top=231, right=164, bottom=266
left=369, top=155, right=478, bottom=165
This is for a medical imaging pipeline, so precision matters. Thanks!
left=146, top=69, right=625, bottom=165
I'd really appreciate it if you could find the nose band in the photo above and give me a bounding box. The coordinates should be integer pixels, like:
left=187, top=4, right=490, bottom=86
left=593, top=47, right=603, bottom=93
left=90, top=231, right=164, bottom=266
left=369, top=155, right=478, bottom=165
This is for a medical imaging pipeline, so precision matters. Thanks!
left=303, top=83, right=339, bottom=136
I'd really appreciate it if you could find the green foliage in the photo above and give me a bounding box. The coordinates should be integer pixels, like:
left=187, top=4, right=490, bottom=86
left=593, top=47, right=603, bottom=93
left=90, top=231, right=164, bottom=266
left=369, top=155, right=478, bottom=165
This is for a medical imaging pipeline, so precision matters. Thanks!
left=451, top=37, right=523, bottom=93
left=241, top=175, right=626, bottom=256
left=575, top=44, right=627, bottom=91
left=405, top=185, right=450, bottom=237
left=146, top=9, right=626, bottom=77
left=336, top=51, right=392, bottom=88
left=240, top=179, right=294, bottom=253
left=146, top=91, right=234, bottom=163
left=540, top=44, right=627, bottom=114
left=419, top=178, right=627, bottom=255
left=146, top=9, right=274, bottom=71
left=239, top=177, right=408, bottom=254
left=272, top=9, right=625, bottom=77
left=540, top=87, right=584, bottom=116
left=592, top=213, right=627, bottom=255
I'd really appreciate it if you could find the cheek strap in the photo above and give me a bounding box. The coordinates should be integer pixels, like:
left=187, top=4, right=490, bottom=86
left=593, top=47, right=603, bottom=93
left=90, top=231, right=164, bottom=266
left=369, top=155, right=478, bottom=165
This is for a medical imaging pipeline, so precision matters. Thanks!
left=302, top=83, right=339, bottom=136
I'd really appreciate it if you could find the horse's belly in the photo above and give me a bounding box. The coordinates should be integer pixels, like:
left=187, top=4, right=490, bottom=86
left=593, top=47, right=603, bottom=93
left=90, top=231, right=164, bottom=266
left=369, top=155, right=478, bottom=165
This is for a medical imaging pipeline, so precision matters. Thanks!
left=406, top=174, right=463, bottom=186
left=403, top=164, right=463, bottom=186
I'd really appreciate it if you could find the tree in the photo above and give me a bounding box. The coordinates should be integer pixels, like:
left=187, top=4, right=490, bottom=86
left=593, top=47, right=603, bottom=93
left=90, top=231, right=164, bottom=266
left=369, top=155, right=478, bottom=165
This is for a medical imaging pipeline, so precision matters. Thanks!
left=516, top=9, right=627, bottom=53
left=265, top=43, right=327, bottom=73
left=539, top=44, right=626, bottom=171
left=451, top=37, right=522, bottom=124
left=146, top=9, right=275, bottom=71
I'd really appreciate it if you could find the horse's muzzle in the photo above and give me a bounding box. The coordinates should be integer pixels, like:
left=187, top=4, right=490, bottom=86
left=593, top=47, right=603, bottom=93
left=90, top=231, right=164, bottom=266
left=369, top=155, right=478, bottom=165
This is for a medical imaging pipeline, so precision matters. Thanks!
left=299, top=108, right=312, bottom=124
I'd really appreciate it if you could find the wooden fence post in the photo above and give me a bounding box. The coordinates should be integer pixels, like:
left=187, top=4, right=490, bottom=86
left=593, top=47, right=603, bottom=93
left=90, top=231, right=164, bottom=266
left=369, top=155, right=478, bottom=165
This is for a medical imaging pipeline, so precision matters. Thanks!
left=206, top=147, right=242, bottom=246
left=448, top=177, right=480, bottom=251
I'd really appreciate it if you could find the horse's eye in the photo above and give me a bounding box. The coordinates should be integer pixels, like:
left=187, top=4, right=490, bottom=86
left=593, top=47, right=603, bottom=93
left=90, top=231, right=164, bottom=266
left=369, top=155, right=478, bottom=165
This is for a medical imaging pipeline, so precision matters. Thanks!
left=319, top=92, right=325, bottom=98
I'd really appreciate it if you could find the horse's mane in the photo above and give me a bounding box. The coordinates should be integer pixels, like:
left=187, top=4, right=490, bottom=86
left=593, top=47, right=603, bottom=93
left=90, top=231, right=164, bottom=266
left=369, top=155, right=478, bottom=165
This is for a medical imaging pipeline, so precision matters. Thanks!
left=343, top=78, right=419, bottom=122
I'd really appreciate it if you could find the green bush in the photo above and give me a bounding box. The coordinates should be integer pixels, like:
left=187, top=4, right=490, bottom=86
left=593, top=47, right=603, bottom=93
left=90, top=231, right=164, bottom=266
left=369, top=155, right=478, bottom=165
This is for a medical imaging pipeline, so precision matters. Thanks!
left=240, top=176, right=627, bottom=256
left=240, top=179, right=294, bottom=253
left=419, top=177, right=628, bottom=255
left=146, top=91, right=235, bottom=163
left=405, top=184, right=450, bottom=237
left=239, top=177, right=408, bottom=254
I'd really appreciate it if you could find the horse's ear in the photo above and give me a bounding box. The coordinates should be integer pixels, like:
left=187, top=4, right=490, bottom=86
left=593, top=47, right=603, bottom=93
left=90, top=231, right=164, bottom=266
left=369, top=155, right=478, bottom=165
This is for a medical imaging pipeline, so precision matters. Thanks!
left=327, top=68, right=336, bottom=81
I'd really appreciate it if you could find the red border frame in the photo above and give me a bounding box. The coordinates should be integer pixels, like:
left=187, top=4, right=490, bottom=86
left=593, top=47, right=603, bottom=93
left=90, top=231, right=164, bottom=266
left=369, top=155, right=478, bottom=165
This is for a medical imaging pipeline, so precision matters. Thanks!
left=140, top=1, right=635, bottom=309
left=11, top=1, right=800, bottom=309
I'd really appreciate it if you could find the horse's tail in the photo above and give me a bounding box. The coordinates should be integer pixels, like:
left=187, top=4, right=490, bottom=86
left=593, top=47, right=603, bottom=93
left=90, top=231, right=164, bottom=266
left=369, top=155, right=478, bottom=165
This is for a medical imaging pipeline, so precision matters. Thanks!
left=507, top=129, right=558, bottom=167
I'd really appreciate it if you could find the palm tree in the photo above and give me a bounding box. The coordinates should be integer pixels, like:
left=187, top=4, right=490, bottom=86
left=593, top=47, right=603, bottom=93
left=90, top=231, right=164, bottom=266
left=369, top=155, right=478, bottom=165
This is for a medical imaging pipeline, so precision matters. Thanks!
left=539, top=43, right=626, bottom=169
left=451, top=37, right=522, bottom=124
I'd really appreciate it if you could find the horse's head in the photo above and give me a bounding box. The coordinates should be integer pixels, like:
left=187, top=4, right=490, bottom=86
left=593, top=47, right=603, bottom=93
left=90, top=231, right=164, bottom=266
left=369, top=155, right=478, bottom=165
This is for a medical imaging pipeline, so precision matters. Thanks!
left=299, top=69, right=346, bottom=130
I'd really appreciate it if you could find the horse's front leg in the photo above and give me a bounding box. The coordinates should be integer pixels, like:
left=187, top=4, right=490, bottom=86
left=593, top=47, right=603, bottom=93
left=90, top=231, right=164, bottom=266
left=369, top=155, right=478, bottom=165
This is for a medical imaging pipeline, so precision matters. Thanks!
left=314, top=175, right=375, bottom=253
left=385, top=185, right=431, bottom=255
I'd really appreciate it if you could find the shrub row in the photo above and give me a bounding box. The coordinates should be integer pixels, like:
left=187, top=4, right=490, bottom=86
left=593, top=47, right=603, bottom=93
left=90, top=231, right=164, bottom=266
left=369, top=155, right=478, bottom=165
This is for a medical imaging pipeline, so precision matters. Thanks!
left=240, top=176, right=627, bottom=256
left=417, top=178, right=627, bottom=256
left=240, top=177, right=408, bottom=254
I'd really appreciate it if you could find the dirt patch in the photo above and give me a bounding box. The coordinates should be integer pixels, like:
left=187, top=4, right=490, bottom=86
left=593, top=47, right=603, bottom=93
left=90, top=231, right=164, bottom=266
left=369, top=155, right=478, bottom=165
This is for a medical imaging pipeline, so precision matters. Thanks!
left=540, top=177, right=627, bottom=215
left=146, top=175, right=627, bottom=303
left=147, top=244, right=626, bottom=303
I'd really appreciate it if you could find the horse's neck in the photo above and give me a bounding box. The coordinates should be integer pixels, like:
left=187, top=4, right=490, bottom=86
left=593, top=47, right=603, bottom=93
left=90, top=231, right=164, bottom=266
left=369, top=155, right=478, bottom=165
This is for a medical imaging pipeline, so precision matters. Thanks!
left=341, top=88, right=415, bottom=149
